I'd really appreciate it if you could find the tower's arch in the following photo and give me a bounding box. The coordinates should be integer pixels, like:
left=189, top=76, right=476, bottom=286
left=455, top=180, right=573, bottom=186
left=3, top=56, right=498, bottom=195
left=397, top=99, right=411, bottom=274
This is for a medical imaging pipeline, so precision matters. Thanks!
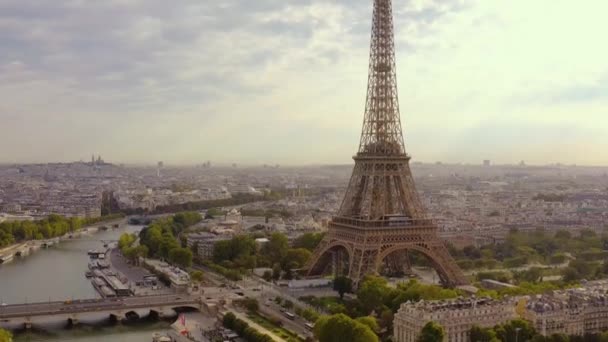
left=307, top=241, right=353, bottom=277
left=377, top=243, right=454, bottom=286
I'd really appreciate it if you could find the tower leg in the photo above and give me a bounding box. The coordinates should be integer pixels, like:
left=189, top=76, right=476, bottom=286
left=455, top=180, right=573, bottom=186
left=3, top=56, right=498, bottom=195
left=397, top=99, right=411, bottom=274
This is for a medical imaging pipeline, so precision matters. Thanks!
left=349, top=248, right=380, bottom=287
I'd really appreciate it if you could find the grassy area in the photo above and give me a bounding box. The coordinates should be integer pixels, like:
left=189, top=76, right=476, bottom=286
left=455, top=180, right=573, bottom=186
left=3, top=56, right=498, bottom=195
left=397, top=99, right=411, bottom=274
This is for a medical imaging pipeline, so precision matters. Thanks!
left=247, top=312, right=304, bottom=342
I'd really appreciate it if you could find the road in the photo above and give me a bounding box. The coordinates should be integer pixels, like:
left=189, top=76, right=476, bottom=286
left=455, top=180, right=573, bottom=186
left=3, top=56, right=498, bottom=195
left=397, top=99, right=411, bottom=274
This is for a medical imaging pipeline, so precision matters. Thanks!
left=257, top=296, right=312, bottom=338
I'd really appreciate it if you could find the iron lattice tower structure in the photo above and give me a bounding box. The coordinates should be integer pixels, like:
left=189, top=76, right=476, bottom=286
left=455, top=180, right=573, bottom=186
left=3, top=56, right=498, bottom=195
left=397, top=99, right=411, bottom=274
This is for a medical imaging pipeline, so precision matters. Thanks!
left=306, top=0, right=467, bottom=287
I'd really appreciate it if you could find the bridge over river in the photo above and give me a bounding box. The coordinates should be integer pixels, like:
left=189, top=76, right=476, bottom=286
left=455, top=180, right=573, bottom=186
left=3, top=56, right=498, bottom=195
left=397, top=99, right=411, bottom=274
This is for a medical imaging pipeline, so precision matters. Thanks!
left=0, top=294, right=206, bottom=329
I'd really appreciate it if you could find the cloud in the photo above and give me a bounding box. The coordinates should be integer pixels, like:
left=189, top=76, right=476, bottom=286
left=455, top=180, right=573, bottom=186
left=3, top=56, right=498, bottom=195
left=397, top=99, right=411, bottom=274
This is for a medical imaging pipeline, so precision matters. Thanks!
left=0, top=0, right=607, bottom=165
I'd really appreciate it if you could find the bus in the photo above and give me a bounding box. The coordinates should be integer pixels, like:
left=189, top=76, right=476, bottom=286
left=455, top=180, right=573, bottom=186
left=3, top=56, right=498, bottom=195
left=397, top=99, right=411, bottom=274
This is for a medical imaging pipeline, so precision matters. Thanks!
left=305, top=323, right=314, bottom=331
left=284, top=312, right=296, bottom=320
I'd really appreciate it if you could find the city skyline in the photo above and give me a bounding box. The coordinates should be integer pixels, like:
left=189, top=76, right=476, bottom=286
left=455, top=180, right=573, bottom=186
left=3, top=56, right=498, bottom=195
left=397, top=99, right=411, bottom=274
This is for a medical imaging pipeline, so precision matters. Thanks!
left=1, top=0, right=607, bottom=165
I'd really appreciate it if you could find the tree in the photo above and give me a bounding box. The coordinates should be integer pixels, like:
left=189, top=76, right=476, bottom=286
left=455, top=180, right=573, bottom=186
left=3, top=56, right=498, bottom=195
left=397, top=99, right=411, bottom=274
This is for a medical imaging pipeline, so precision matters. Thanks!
left=205, top=208, right=224, bottom=219
left=418, top=322, right=445, bottom=342
left=262, top=233, right=289, bottom=265
left=357, top=275, right=390, bottom=313
left=0, top=328, right=12, bottom=342
left=562, top=267, right=581, bottom=283
left=190, top=270, right=204, bottom=283
left=272, top=264, right=282, bottom=280
left=173, top=211, right=202, bottom=228
left=314, top=314, right=378, bottom=342
left=515, top=267, right=543, bottom=283
left=470, top=325, right=499, bottom=342
left=262, top=270, right=273, bottom=282
left=118, top=233, right=137, bottom=251
left=333, top=276, right=353, bottom=299
left=242, top=298, right=259, bottom=313
left=356, top=316, right=379, bottom=333
left=168, top=247, right=193, bottom=268
left=284, top=248, right=312, bottom=269
left=283, top=300, right=294, bottom=310
left=495, top=319, right=535, bottom=342
left=223, top=312, right=237, bottom=329
left=548, top=333, right=569, bottom=342
left=293, top=232, right=325, bottom=251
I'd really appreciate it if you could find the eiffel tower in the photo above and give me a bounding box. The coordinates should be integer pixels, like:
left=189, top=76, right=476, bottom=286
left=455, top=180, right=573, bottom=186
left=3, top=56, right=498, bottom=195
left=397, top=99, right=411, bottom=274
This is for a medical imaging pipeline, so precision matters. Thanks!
left=306, top=0, right=468, bottom=287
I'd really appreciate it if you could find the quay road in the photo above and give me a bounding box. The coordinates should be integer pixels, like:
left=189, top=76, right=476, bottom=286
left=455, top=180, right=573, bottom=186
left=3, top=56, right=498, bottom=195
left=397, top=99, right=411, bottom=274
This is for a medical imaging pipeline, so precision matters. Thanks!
left=0, top=294, right=200, bottom=320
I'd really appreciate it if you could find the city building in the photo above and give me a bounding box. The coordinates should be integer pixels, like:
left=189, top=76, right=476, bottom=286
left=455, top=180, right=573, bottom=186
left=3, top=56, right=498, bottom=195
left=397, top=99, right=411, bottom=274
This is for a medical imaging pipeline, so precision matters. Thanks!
left=186, top=232, right=230, bottom=260
left=394, top=297, right=516, bottom=342
left=523, top=281, right=608, bottom=336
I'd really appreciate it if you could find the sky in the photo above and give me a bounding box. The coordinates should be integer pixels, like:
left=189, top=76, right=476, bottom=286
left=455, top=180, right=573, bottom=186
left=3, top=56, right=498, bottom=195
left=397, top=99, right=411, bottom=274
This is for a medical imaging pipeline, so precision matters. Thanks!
left=1, top=0, right=607, bottom=166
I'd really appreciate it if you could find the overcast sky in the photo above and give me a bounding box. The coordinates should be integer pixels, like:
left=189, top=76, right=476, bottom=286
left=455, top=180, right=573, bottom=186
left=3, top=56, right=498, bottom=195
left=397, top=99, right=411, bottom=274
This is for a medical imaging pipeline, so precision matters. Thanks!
left=1, top=0, right=607, bottom=166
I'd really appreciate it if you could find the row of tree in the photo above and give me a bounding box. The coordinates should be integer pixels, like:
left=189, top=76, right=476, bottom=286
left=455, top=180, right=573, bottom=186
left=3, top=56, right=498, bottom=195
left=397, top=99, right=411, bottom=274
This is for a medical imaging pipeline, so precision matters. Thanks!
left=314, top=314, right=379, bottom=342
left=452, top=228, right=608, bottom=271
left=222, top=312, right=274, bottom=342
left=211, top=232, right=312, bottom=277
left=420, top=319, right=608, bottom=342
left=138, top=212, right=201, bottom=268
left=117, top=233, right=149, bottom=265
left=0, top=213, right=123, bottom=248
left=140, top=192, right=282, bottom=215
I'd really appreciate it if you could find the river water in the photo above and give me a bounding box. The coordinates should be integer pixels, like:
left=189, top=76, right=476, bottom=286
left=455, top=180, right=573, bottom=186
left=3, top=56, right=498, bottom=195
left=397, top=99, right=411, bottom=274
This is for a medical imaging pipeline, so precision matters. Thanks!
left=0, top=224, right=171, bottom=341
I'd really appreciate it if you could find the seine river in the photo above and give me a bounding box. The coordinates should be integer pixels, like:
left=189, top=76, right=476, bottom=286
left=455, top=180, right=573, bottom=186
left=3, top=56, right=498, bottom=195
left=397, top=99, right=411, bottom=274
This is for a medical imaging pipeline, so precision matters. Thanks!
left=0, top=224, right=171, bottom=341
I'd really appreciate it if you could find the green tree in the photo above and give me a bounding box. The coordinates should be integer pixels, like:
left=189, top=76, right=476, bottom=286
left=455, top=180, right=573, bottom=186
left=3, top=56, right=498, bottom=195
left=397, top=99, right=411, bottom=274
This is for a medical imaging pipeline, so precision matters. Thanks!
left=548, top=333, right=569, bottom=342
left=284, top=248, right=312, bottom=269
left=262, top=270, right=272, bottom=282
left=333, top=276, right=353, bottom=300
left=242, top=298, right=259, bottom=313
left=283, top=300, right=294, bottom=310
left=272, top=264, right=282, bottom=280
left=173, top=211, right=202, bottom=228
left=562, top=267, right=581, bottom=283
left=356, top=316, right=380, bottom=333
left=168, top=247, right=193, bottom=268
left=357, top=275, right=390, bottom=313
left=293, top=232, right=325, bottom=251
left=470, top=325, right=499, bottom=342
left=0, top=328, right=12, bottom=342
left=118, top=232, right=137, bottom=251
left=223, top=312, right=237, bottom=329
left=555, top=230, right=571, bottom=240
left=515, top=267, right=543, bottom=283
left=314, top=314, right=378, bottom=342
left=262, top=233, right=289, bottom=265
left=190, top=270, right=204, bottom=283
left=418, top=322, right=445, bottom=342
left=495, top=319, right=535, bottom=342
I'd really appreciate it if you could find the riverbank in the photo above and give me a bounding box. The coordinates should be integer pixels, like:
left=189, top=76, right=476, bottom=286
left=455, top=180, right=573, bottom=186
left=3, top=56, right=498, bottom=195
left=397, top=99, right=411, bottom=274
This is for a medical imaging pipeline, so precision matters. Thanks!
left=0, top=223, right=179, bottom=341
left=0, top=217, right=126, bottom=265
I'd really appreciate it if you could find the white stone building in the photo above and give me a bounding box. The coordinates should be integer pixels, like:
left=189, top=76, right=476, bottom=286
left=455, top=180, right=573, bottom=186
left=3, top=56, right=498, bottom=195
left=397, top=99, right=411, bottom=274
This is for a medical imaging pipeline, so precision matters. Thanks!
left=394, top=297, right=516, bottom=342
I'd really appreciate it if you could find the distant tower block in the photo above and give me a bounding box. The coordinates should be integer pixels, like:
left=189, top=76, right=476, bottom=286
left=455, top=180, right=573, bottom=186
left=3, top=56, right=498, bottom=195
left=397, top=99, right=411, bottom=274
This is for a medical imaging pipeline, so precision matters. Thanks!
left=157, top=161, right=164, bottom=177
left=483, top=160, right=491, bottom=167
left=306, top=0, right=467, bottom=288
